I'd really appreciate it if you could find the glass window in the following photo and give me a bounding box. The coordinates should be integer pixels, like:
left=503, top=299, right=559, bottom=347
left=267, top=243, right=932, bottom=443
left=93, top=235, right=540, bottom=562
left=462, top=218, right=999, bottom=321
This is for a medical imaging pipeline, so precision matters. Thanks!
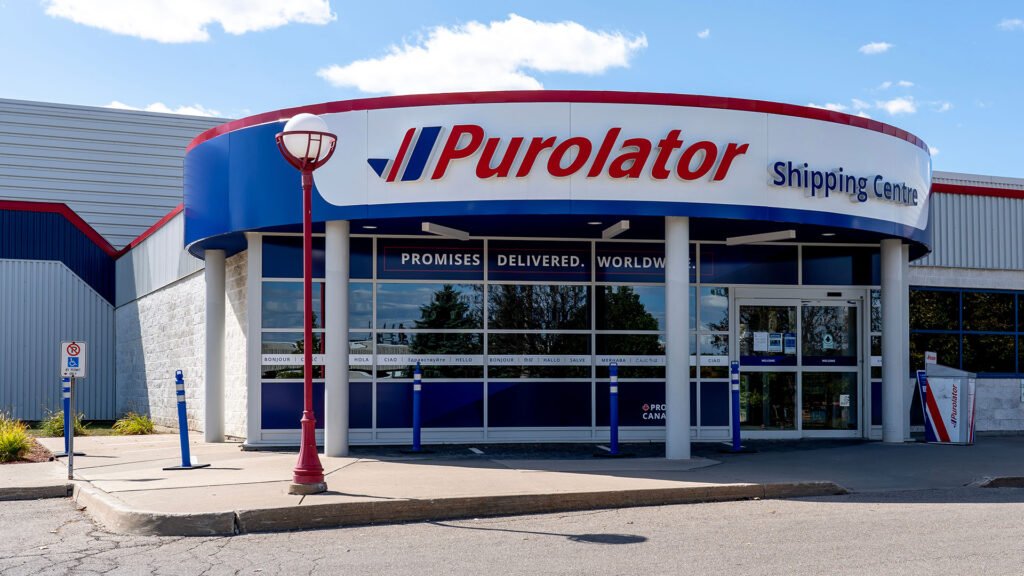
left=699, top=334, right=729, bottom=378
left=700, top=244, right=798, bottom=285
left=740, top=372, right=796, bottom=430
left=348, top=332, right=373, bottom=380
left=375, top=332, right=483, bottom=379
left=262, top=236, right=325, bottom=279
left=801, top=373, right=858, bottom=430
left=262, top=282, right=324, bottom=329
left=738, top=305, right=797, bottom=365
left=376, top=283, right=482, bottom=330
left=962, top=292, right=1015, bottom=332
left=909, top=333, right=959, bottom=374
left=802, top=304, right=858, bottom=366
left=349, top=282, right=373, bottom=330
left=596, top=334, right=665, bottom=378
left=489, top=333, right=590, bottom=355
left=909, top=289, right=959, bottom=330
left=595, top=286, right=664, bottom=330
left=699, top=287, right=729, bottom=331
left=261, top=332, right=323, bottom=379
left=870, top=289, right=882, bottom=333
left=963, top=334, right=1016, bottom=374
left=488, top=285, right=590, bottom=330
left=801, top=246, right=880, bottom=286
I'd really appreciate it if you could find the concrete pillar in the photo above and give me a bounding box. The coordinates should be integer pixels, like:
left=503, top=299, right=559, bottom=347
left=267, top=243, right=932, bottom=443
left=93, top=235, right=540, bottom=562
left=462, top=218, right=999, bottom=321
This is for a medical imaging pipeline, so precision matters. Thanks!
left=324, top=221, right=350, bottom=457
left=665, top=216, right=691, bottom=459
left=204, top=249, right=226, bottom=443
left=245, top=233, right=262, bottom=446
left=881, top=239, right=907, bottom=443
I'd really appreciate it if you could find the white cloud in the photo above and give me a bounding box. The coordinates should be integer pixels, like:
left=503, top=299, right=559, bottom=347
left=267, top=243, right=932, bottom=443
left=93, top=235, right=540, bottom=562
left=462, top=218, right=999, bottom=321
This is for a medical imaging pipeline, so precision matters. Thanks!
left=43, top=0, right=334, bottom=43
left=877, top=81, right=893, bottom=90
left=935, top=101, right=953, bottom=112
left=876, top=97, right=916, bottom=115
left=105, top=101, right=221, bottom=117
left=317, top=13, right=647, bottom=94
left=851, top=98, right=871, bottom=110
left=929, top=146, right=940, bottom=156
left=697, top=28, right=710, bottom=39
left=897, top=80, right=914, bottom=87
left=856, top=111, right=872, bottom=119
left=997, top=18, right=1024, bottom=31
left=859, top=41, right=893, bottom=55
left=807, top=102, right=848, bottom=112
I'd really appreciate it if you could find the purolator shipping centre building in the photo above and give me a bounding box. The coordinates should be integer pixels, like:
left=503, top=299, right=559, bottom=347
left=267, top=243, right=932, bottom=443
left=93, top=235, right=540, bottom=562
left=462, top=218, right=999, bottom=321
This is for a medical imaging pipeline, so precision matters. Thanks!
left=3, top=92, right=1024, bottom=459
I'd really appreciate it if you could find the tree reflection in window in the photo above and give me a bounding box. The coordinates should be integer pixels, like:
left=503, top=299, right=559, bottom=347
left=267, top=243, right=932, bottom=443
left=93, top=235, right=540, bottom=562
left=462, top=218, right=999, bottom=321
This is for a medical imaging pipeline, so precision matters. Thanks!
left=489, top=285, right=590, bottom=330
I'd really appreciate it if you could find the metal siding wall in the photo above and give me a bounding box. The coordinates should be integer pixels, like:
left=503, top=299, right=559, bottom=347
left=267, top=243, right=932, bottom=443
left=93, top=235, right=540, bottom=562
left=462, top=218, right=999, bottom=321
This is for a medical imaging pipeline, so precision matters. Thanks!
left=0, top=259, right=115, bottom=421
left=0, top=98, right=226, bottom=249
left=115, top=212, right=204, bottom=306
left=914, top=193, right=1024, bottom=269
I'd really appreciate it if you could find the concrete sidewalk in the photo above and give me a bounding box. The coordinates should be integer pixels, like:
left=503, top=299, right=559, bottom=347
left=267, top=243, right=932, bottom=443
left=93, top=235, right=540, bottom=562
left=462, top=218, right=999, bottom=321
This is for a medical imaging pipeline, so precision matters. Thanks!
left=4, top=435, right=1023, bottom=536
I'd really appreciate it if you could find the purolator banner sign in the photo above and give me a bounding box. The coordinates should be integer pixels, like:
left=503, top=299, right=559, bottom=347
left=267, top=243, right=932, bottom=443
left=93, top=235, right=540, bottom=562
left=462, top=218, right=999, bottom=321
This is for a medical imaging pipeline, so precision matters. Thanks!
left=313, top=101, right=930, bottom=234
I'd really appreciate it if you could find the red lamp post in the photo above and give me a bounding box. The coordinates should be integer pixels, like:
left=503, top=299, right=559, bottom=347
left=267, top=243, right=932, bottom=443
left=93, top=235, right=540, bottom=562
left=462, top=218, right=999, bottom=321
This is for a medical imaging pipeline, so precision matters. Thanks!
left=275, top=114, right=337, bottom=495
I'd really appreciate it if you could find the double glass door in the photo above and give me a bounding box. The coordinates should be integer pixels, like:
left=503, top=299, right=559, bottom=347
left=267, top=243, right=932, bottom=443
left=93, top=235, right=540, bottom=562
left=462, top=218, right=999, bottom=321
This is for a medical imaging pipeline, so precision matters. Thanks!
left=736, top=296, right=861, bottom=437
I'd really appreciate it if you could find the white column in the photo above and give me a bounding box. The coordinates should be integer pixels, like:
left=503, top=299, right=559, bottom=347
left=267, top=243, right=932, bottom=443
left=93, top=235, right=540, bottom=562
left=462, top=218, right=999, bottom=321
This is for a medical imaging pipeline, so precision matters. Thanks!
left=881, top=239, right=907, bottom=443
left=245, top=233, right=262, bottom=446
left=665, top=216, right=691, bottom=459
left=324, top=221, right=350, bottom=457
left=204, top=249, right=226, bottom=443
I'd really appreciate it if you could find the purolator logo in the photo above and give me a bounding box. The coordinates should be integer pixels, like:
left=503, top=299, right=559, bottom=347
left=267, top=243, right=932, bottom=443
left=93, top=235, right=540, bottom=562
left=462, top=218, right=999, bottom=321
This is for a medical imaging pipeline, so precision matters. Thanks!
left=367, top=124, right=749, bottom=182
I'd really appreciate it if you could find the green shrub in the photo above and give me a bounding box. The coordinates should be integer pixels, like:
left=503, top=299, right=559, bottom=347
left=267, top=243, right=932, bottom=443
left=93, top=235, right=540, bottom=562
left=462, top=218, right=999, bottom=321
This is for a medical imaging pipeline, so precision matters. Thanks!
left=0, top=414, right=31, bottom=462
left=38, top=409, right=88, bottom=437
left=112, top=412, right=155, bottom=435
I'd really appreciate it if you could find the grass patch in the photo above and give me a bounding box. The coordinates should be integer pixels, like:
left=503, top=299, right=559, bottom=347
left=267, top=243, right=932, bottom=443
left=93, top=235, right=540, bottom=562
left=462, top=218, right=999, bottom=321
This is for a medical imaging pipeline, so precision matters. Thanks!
left=113, top=412, right=155, bottom=435
left=0, top=413, right=32, bottom=463
left=37, top=409, right=88, bottom=437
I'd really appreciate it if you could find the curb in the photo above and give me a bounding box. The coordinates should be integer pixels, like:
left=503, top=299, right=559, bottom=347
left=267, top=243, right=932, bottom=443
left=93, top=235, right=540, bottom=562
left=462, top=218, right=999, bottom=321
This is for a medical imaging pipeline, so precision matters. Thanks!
left=73, top=484, right=237, bottom=537
left=0, top=483, right=72, bottom=502
left=73, top=480, right=847, bottom=537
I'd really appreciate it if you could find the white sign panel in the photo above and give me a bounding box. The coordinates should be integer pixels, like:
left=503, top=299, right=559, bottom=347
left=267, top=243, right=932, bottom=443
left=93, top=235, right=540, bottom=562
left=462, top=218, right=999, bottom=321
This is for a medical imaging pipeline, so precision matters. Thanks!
left=488, top=355, right=590, bottom=366
left=314, top=102, right=930, bottom=234
left=595, top=355, right=666, bottom=366
left=60, top=341, right=86, bottom=378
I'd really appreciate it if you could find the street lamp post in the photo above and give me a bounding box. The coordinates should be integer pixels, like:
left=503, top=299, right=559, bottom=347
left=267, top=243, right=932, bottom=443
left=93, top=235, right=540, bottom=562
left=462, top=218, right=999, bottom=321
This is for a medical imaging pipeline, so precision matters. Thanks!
left=275, top=113, right=337, bottom=495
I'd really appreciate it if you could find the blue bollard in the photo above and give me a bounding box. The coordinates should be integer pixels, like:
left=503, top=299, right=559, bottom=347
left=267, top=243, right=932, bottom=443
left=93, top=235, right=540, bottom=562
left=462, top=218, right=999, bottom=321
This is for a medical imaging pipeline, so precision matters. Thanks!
left=163, top=370, right=210, bottom=470
left=609, top=363, right=620, bottom=455
left=730, top=361, right=742, bottom=451
left=62, top=376, right=71, bottom=455
left=412, top=362, right=422, bottom=452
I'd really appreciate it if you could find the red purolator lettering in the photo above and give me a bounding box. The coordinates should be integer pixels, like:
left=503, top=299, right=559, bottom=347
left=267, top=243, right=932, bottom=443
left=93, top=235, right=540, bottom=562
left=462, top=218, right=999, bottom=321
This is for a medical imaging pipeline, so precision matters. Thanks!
left=547, top=137, right=592, bottom=177
left=676, top=141, right=718, bottom=180
left=431, top=124, right=485, bottom=180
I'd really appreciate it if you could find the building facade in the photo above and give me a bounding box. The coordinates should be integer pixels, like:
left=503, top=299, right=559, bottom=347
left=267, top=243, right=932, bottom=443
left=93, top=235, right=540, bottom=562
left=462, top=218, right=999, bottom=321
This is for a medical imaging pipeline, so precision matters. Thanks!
left=2, top=93, right=1022, bottom=457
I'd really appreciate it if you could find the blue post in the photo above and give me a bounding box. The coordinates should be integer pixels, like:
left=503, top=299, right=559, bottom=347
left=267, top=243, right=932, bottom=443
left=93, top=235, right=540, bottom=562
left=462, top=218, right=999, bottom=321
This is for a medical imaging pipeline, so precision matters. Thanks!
left=62, top=376, right=71, bottom=455
left=412, top=362, right=422, bottom=452
left=164, top=370, right=210, bottom=470
left=730, top=361, right=742, bottom=451
left=175, top=370, right=192, bottom=467
left=609, top=362, right=619, bottom=455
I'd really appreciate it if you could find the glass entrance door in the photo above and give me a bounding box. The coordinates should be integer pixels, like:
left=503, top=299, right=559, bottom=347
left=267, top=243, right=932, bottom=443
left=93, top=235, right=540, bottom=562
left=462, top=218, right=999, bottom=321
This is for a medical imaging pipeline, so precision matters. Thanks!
left=800, top=300, right=860, bottom=434
left=735, top=296, right=863, bottom=437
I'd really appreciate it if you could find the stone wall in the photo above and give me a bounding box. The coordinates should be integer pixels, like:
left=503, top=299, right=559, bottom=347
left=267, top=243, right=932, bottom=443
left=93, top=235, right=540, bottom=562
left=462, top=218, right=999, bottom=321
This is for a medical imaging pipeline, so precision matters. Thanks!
left=116, top=250, right=249, bottom=438
left=224, top=251, right=248, bottom=438
left=975, top=378, right=1024, bottom=432
left=116, top=271, right=206, bottom=430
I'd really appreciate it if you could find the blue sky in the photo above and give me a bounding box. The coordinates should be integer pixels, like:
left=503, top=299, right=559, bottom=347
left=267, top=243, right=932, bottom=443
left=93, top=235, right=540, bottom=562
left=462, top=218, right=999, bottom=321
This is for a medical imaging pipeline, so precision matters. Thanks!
left=1, top=1, right=1022, bottom=176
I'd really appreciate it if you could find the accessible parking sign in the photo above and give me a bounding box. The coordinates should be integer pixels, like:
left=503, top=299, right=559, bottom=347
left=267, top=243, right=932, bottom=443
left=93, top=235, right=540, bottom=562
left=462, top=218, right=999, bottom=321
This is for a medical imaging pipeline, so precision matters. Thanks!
left=61, top=341, right=87, bottom=378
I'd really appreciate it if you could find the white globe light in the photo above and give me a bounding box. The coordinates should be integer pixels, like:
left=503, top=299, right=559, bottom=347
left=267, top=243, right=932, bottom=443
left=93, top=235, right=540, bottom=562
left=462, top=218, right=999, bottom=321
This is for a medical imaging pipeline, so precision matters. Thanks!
left=282, top=113, right=332, bottom=161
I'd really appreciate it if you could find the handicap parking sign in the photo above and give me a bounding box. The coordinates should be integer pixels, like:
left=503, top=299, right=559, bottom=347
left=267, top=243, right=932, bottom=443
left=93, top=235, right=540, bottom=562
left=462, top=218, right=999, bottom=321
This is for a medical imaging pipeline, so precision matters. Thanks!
left=68, top=357, right=79, bottom=368
left=61, top=341, right=86, bottom=378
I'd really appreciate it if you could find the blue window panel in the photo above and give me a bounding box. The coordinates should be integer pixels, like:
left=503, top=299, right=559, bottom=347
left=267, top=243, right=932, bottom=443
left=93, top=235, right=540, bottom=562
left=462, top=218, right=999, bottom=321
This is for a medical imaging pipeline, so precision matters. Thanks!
left=488, top=240, right=591, bottom=282
left=377, top=238, right=484, bottom=280
left=802, top=246, right=880, bottom=286
left=350, top=382, right=372, bottom=429
left=262, top=236, right=372, bottom=279
left=376, top=382, right=483, bottom=428
left=909, top=381, right=924, bottom=426
left=263, top=236, right=325, bottom=278
left=488, top=382, right=591, bottom=427
left=691, top=380, right=697, bottom=424
left=699, top=244, right=798, bottom=285
left=871, top=380, right=882, bottom=426
left=261, top=381, right=325, bottom=429
left=596, top=381, right=666, bottom=426
left=700, top=381, right=730, bottom=426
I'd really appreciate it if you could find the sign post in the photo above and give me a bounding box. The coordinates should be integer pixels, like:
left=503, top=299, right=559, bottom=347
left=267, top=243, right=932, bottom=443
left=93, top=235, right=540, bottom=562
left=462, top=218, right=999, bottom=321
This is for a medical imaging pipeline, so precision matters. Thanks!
left=401, top=363, right=431, bottom=454
left=59, top=341, right=86, bottom=477
left=52, top=376, right=84, bottom=458
left=596, top=363, right=633, bottom=458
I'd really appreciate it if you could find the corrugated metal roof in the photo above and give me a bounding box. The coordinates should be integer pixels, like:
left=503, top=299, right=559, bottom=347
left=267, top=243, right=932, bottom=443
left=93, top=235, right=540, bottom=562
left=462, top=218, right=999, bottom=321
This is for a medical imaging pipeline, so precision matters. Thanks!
left=933, top=170, right=1024, bottom=191
left=914, top=192, right=1024, bottom=269
left=0, top=98, right=228, bottom=249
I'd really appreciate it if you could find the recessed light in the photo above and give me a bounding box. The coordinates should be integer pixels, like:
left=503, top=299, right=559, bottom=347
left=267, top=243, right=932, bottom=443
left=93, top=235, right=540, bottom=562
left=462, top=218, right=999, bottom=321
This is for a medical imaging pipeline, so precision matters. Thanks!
left=362, top=225, right=378, bottom=230
left=821, top=232, right=836, bottom=237
left=588, top=221, right=603, bottom=225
